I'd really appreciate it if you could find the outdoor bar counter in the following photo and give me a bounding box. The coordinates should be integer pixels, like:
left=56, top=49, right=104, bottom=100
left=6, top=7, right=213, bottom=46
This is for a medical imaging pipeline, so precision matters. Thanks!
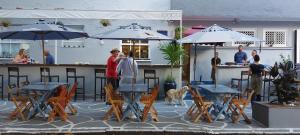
left=0, top=64, right=181, bottom=98
left=216, top=65, right=249, bottom=87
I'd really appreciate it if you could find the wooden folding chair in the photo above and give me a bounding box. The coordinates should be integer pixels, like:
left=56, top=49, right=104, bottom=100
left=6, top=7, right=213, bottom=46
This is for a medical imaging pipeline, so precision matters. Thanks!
left=47, top=85, right=68, bottom=122
left=186, top=86, right=213, bottom=123
left=65, top=83, right=78, bottom=115
left=7, top=84, right=32, bottom=121
left=103, top=85, right=123, bottom=121
left=140, top=85, right=159, bottom=122
left=227, top=89, right=254, bottom=124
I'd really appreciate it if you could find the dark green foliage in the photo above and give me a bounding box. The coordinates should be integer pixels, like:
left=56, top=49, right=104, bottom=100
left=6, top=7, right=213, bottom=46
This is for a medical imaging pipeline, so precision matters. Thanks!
left=270, top=55, right=299, bottom=104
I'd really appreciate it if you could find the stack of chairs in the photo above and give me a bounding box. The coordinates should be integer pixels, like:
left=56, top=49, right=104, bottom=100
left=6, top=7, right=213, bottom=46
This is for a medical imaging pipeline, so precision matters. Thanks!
left=225, top=88, right=254, bottom=124
left=47, top=83, right=78, bottom=122
left=7, top=83, right=32, bottom=121
left=103, top=84, right=124, bottom=122
left=140, top=85, right=159, bottom=122
left=186, top=85, right=213, bottom=123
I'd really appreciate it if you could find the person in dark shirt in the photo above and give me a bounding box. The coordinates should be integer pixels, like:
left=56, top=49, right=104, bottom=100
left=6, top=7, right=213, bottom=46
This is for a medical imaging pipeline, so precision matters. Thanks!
left=234, top=45, right=247, bottom=64
left=211, top=52, right=221, bottom=82
left=249, top=55, right=265, bottom=101
left=44, top=50, right=55, bottom=64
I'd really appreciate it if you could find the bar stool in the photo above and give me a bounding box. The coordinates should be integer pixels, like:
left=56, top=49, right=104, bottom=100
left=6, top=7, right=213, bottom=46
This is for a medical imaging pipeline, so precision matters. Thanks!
left=66, top=68, right=85, bottom=101
left=231, top=71, right=249, bottom=93
left=8, top=67, right=28, bottom=87
left=144, top=69, right=159, bottom=94
left=40, top=67, right=60, bottom=82
left=0, top=75, right=3, bottom=99
left=8, top=67, right=29, bottom=100
left=94, top=69, right=106, bottom=101
left=263, top=71, right=273, bottom=101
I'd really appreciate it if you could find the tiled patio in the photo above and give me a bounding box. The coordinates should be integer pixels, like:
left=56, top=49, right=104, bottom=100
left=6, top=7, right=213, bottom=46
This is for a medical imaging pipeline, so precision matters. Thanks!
left=0, top=100, right=298, bottom=134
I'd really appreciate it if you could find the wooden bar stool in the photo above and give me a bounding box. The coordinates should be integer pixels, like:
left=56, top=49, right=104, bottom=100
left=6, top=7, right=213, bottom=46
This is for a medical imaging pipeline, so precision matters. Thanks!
left=144, top=69, right=159, bottom=95
left=66, top=68, right=85, bottom=101
left=8, top=67, right=28, bottom=87
left=94, top=69, right=106, bottom=101
left=40, top=67, right=60, bottom=82
left=0, top=75, right=3, bottom=99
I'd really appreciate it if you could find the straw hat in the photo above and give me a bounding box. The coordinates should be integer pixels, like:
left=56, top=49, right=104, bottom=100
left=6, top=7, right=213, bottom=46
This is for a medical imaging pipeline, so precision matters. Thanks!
left=110, top=48, right=120, bottom=53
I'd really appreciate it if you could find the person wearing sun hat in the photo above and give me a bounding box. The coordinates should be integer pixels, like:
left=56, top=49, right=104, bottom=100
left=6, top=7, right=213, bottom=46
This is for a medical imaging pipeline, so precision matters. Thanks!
left=106, top=48, right=120, bottom=90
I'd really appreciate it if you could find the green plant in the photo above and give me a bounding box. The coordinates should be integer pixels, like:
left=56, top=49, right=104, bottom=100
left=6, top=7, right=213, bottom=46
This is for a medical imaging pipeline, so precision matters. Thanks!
left=165, top=75, right=175, bottom=82
left=174, top=26, right=185, bottom=40
left=159, top=41, right=186, bottom=82
left=100, top=19, right=110, bottom=27
left=1, top=20, right=11, bottom=27
left=270, top=55, right=299, bottom=104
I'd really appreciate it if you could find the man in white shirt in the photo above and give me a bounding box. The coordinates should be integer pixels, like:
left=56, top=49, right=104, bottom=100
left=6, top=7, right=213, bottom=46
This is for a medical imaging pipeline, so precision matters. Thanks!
left=247, top=50, right=257, bottom=64
left=117, top=51, right=138, bottom=84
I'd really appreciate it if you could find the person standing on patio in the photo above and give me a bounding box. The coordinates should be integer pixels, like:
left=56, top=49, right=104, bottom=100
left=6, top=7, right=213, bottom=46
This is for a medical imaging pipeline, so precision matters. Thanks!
left=12, top=49, right=28, bottom=64
left=234, top=45, right=247, bottom=64
left=249, top=55, right=265, bottom=101
left=44, top=50, right=55, bottom=64
left=117, top=51, right=138, bottom=84
left=106, top=48, right=120, bottom=90
left=247, top=50, right=257, bottom=64
left=211, top=52, right=221, bottom=83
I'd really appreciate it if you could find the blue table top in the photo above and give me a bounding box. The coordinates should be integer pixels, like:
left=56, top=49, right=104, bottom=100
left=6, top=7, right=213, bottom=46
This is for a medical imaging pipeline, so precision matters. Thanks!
left=30, top=82, right=67, bottom=85
left=22, top=83, right=62, bottom=91
left=193, top=84, right=240, bottom=94
left=118, top=83, right=147, bottom=93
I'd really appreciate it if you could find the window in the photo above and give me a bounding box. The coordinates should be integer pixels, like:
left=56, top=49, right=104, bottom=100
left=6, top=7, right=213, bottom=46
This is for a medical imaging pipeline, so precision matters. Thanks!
left=0, top=39, right=30, bottom=58
left=121, top=40, right=149, bottom=60
left=264, top=30, right=287, bottom=47
left=234, top=29, right=256, bottom=46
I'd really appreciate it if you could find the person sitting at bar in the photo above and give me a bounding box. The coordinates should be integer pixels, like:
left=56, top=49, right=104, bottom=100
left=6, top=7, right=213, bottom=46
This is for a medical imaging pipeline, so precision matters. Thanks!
left=44, top=50, right=55, bottom=64
left=247, top=50, right=257, bottom=64
left=12, top=49, right=28, bottom=64
left=211, top=52, right=221, bottom=83
left=249, top=55, right=265, bottom=101
left=234, top=45, right=247, bottom=64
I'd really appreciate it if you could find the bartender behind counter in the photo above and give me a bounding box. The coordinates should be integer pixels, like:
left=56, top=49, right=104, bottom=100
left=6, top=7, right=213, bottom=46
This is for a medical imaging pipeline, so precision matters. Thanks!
left=234, top=45, right=247, bottom=64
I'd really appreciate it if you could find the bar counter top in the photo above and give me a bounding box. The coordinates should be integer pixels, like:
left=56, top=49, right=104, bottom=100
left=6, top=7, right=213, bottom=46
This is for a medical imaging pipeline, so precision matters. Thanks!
left=217, top=65, right=249, bottom=68
left=0, top=63, right=179, bottom=68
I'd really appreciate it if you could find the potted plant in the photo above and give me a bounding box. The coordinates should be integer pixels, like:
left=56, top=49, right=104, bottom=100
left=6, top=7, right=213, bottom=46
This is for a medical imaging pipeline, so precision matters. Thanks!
left=269, top=55, right=299, bottom=104
left=159, top=41, right=186, bottom=96
left=252, top=55, right=300, bottom=128
left=99, top=19, right=111, bottom=27
left=1, top=20, right=11, bottom=27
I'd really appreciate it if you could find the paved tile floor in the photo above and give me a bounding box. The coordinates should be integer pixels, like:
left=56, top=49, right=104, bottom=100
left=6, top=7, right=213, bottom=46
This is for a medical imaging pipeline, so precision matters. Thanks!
left=0, top=100, right=299, bottom=134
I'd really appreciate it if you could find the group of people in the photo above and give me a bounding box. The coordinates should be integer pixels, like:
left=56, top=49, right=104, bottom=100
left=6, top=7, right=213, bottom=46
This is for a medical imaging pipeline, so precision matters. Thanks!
left=105, top=48, right=138, bottom=90
left=12, top=49, right=54, bottom=64
left=211, top=45, right=265, bottom=101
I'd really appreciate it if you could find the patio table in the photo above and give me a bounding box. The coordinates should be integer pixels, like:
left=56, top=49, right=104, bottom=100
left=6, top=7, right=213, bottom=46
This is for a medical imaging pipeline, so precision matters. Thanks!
left=192, top=84, right=240, bottom=122
left=118, top=83, right=147, bottom=121
left=22, top=82, right=67, bottom=119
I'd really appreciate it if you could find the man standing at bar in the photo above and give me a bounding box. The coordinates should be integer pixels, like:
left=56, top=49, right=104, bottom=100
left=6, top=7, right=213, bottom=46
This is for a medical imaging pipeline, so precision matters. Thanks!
left=211, top=52, right=221, bottom=83
left=106, top=48, right=120, bottom=90
left=44, top=50, right=55, bottom=64
left=234, top=45, right=247, bottom=64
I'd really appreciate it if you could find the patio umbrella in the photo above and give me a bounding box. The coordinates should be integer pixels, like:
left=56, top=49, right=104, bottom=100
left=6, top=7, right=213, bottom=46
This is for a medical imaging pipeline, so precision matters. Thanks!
left=178, top=24, right=261, bottom=86
left=0, top=20, right=89, bottom=64
left=92, top=23, right=173, bottom=81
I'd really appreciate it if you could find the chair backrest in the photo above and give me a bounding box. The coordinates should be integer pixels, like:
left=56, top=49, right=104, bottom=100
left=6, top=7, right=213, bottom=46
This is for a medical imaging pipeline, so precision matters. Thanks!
left=66, top=68, right=76, bottom=76
left=188, top=85, right=206, bottom=107
left=105, top=85, right=114, bottom=103
left=8, top=67, right=19, bottom=76
left=150, top=85, right=159, bottom=101
left=67, top=83, right=78, bottom=101
left=144, top=69, right=156, bottom=78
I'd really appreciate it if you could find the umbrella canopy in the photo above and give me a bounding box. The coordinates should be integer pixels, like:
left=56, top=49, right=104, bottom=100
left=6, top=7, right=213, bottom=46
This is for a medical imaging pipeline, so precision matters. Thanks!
left=92, top=23, right=172, bottom=41
left=0, top=22, right=88, bottom=40
left=178, top=24, right=261, bottom=44
left=0, top=20, right=89, bottom=64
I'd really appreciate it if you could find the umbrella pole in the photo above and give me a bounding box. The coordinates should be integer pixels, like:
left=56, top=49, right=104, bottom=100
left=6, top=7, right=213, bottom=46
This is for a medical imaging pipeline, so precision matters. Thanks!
left=193, top=43, right=197, bottom=81
left=214, top=44, right=217, bottom=88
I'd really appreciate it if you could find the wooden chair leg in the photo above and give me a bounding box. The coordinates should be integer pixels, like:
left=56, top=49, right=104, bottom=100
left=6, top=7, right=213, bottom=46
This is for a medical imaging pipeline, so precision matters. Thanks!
left=103, top=107, right=114, bottom=121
